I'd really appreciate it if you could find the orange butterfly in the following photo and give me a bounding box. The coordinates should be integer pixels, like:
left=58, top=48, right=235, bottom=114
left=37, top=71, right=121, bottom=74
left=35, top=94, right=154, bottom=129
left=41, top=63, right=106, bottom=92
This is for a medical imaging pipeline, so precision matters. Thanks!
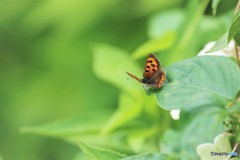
left=127, top=53, right=166, bottom=88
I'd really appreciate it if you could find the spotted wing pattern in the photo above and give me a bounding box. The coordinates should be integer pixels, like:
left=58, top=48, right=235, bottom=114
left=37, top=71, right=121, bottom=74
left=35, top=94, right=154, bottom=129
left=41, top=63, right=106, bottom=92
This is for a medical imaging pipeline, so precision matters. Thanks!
left=126, top=53, right=166, bottom=88
left=143, top=53, right=161, bottom=79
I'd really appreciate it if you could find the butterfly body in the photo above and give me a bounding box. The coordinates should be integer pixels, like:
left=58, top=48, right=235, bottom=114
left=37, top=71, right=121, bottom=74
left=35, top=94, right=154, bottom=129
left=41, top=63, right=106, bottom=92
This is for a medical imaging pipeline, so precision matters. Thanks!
left=127, top=53, right=166, bottom=88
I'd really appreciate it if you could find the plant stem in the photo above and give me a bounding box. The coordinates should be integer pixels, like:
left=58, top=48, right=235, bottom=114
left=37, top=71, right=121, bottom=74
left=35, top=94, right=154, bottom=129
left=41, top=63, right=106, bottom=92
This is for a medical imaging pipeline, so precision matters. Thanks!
left=234, top=41, right=240, bottom=67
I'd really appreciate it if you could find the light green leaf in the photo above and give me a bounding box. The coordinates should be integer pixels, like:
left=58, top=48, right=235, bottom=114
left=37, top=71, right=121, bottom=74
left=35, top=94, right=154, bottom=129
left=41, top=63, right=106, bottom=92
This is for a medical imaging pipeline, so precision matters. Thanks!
left=93, top=43, right=142, bottom=95
left=132, top=32, right=175, bottom=59
left=229, top=10, right=240, bottom=42
left=154, top=56, right=240, bottom=110
left=120, top=153, right=181, bottom=160
left=20, top=110, right=112, bottom=137
left=79, top=142, right=126, bottom=160
left=72, top=152, right=86, bottom=160
left=211, top=0, right=222, bottom=15
left=21, top=110, right=136, bottom=152
left=148, top=9, right=184, bottom=39
left=206, top=32, right=228, bottom=53
left=102, top=92, right=144, bottom=134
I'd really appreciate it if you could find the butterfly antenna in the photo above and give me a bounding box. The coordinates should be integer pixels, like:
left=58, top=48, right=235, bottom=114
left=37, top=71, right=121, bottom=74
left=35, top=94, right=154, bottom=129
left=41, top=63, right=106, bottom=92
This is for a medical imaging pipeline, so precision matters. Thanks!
left=126, top=72, right=143, bottom=83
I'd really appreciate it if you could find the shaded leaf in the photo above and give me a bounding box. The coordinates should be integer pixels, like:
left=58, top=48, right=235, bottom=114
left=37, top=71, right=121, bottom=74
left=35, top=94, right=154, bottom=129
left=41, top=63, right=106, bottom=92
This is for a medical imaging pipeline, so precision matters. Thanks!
left=79, top=142, right=126, bottom=160
left=229, top=10, right=240, bottom=42
left=154, top=56, right=240, bottom=110
left=206, top=32, right=228, bottom=53
left=233, top=29, right=240, bottom=45
left=161, top=108, right=224, bottom=159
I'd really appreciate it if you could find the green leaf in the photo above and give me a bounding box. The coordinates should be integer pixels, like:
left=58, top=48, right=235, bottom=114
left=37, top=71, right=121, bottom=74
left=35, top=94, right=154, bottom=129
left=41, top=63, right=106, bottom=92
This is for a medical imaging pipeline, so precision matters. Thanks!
left=132, top=32, right=175, bottom=59
left=93, top=43, right=142, bottom=95
left=21, top=110, right=139, bottom=152
left=20, top=110, right=112, bottom=137
left=206, top=32, right=228, bottom=53
left=72, top=152, right=86, bottom=160
left=120, top=153, right=181, bottom=160
left=148, top=9, right=184, bottom=39
left=211, top=0, right=222, bottom=15
left=161, top=108, right=224, bottom=159
left=228, top=10, right=240, bottom=42
left=233, top=29, right=240, bottom=45
left=102, top=93, right=144, bottom=134
left=79, top=142, right=126, bottom=160
left=154, top=56, right=240, bottom=110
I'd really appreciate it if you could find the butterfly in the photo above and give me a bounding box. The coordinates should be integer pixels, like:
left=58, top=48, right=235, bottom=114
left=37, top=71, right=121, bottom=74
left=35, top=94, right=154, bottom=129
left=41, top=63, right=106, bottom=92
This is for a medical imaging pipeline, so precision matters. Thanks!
left=126, top=53, right=166, bottom=88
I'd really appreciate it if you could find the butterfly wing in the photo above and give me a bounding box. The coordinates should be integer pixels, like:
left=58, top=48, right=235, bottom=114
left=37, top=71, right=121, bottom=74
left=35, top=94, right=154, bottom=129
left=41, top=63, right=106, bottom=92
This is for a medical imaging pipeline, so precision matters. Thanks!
left=127, top=53, right=166, bottom=88
left=149, top=69, right=166, bottom=88
left=143, top=53, right=161, bottom=79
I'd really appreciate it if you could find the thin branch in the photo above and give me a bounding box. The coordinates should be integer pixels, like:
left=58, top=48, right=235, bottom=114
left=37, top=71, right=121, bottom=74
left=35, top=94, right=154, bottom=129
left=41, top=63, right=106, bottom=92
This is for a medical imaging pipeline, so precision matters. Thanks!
left=234, top=42, right=240, bottom=67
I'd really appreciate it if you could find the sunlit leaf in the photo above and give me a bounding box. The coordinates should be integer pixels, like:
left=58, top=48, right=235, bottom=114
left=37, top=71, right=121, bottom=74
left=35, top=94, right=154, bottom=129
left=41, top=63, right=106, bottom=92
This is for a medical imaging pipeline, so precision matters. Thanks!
left=72, top=152, right=86, bottom=160
left=154, top=56, right=240, bottom=110
left=93, top=43, right=142, bottom=95
left=102, top=93, right=144, bottom=134
left=148, top=9, right=184, bottom=39
left=79, top=142, right=126, bottom=160
left=132, top=32, right=175, bottom=59
left=20, top=110, right=112, bottom=137
left=120, top=152, right=181, bottom=160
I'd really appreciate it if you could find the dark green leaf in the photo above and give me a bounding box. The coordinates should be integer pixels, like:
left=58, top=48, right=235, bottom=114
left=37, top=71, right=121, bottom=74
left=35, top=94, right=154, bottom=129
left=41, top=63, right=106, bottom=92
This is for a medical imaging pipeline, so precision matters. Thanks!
left=79, top=142, right=126, bottom=160
left=211, top=0, right=222, bottom=15
left=120, top=153, right=181, bottom=160
left=233, top=29, right=240, bottom=45
left=228, top=10, right=240, bottom=42
left=154, top=56, right=240, bottom=110
left=206, top=32, right=228, bottom=53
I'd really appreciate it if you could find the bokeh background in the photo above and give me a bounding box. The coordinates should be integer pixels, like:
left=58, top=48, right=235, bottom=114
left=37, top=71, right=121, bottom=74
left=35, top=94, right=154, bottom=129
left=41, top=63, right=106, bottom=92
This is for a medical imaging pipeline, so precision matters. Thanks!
left=0, top=0, right=238, bottom=160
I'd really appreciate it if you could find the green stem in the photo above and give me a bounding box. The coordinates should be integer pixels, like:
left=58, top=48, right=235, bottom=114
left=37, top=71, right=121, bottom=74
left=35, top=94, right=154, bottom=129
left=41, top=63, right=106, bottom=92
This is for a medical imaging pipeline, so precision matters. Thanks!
left=176, top=0, right=210, bottom=51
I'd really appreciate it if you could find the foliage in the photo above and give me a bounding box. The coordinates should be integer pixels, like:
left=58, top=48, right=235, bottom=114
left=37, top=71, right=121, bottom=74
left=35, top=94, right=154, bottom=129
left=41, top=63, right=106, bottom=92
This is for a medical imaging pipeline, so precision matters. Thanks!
left=1, top=0, right=240, bottom=160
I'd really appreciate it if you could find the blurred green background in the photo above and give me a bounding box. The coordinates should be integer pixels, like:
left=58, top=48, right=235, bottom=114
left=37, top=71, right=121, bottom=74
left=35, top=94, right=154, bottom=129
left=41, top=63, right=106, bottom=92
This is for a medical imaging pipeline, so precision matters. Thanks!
left=0, top=0, right=238, bottom=160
